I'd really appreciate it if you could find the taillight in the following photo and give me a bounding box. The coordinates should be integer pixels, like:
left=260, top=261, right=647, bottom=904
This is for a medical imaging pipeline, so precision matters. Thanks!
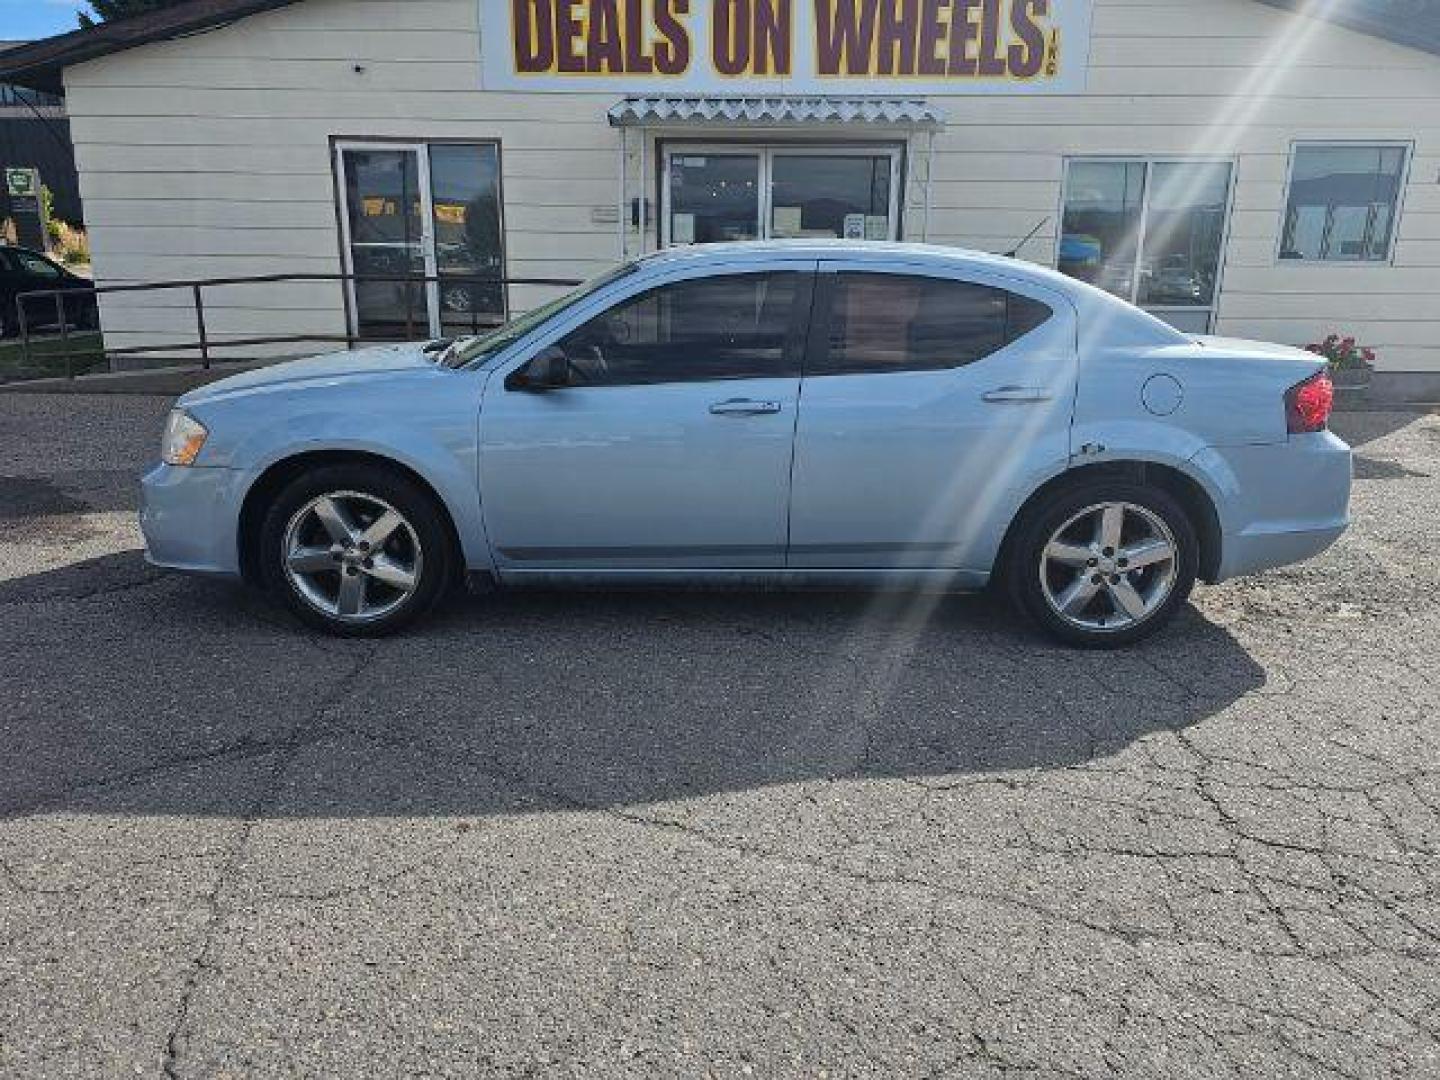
left=1286, top=371, right=1334, bottom=434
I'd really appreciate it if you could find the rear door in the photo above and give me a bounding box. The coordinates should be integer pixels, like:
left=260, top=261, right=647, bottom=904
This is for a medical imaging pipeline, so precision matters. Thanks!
left=788, top=260, right=1077, bottom=571
left=479, top=263, right=814, bottom=572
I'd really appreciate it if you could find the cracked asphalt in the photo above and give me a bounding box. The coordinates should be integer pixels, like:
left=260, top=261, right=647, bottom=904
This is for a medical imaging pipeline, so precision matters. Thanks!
left=0, top=392, right=1437, bottom=1079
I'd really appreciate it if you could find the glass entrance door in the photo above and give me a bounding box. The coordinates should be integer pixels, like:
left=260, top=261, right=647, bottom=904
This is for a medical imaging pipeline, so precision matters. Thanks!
left=336, top=142, right=507, bottom=340
left=663, top=146, right=901, bottom=248
left=338, top=144, right=435, bottom=339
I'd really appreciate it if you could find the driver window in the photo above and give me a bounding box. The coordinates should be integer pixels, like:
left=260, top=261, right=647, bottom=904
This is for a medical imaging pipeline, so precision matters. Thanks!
left=553, top=272, right=802, bottom=386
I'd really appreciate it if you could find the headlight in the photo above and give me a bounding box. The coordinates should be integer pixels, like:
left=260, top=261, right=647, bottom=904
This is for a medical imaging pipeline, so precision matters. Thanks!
left=161, top=409, right=209, bottom=466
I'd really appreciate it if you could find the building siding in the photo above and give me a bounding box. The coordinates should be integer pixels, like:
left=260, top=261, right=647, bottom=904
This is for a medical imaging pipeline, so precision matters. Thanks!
left=61, top=0, right=1440, bottom=370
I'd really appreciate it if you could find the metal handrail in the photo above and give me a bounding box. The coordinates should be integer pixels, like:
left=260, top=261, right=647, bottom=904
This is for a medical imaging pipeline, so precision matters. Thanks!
left=7, top=271, right=584, bottom=380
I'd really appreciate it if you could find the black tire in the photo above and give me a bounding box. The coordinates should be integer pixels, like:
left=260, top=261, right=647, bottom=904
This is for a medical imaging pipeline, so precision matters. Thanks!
left=257, top=463, right=457, bottom=637
left=1007, top=480, right=1198, bottom=649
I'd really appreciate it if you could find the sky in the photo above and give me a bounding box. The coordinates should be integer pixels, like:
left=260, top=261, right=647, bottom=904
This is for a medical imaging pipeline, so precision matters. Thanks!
left=2, top=0, right=91, bottom=42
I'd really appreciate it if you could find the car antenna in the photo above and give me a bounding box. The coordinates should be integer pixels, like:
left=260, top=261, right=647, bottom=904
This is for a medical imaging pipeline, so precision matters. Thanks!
left=1003, top=217, right=1050, bottom=259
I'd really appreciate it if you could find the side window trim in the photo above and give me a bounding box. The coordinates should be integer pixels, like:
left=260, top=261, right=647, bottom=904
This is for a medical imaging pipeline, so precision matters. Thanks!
left=801, top=271, right=837, bottom=378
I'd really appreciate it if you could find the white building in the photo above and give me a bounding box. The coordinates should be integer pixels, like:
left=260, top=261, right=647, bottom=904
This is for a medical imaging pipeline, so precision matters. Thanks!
left=2, top=0, right=1438, bottom=398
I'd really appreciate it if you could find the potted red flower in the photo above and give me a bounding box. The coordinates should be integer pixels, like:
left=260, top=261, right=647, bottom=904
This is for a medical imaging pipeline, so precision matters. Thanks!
left=1305, top=334, right=1374, bottom=392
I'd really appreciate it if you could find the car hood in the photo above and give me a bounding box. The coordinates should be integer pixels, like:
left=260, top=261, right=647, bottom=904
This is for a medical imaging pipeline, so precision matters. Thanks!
left=179, top=343, right=438, bottom=406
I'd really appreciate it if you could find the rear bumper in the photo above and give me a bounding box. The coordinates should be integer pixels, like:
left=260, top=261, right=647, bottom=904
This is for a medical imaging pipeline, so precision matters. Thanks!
left=139, top=463, right=242, bottom=576
left=1192, top=431, right=1353, bottom=582
left=1216, top=521, right=1347, bottom=582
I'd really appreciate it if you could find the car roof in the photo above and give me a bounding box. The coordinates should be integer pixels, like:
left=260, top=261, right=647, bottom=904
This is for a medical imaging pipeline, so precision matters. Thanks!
left=640, top=239, right=1016, bottom=269
left=635, top=240, right=1088, bottom=295
left=630, top=240, right=1190, bottom=347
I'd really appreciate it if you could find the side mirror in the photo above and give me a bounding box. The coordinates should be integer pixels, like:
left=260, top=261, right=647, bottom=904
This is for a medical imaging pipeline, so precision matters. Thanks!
left=507, top=345, right=569, bottom=392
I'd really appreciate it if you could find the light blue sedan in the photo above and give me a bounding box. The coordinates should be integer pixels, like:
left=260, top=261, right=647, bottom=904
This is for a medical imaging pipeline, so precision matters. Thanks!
left=141, top=242, right=1351, bottom=646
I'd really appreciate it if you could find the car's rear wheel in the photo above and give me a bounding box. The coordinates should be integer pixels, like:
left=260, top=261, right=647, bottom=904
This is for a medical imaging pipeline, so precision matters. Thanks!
left=258, top=464, right=455, bottom=636
left=1008, top=481, right=1198, bottom=648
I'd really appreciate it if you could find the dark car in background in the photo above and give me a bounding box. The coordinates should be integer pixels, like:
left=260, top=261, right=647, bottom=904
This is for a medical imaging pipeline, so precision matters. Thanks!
left=0, top=245, right=97, bottom=336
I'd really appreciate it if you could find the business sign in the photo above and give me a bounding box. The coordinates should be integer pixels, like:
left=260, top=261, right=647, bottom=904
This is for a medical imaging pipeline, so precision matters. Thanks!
left=479, top=0, right=1093, bottom=94
left=5, top=167, right=38, bottom=199
left=4, top=167, right=47, bottom=250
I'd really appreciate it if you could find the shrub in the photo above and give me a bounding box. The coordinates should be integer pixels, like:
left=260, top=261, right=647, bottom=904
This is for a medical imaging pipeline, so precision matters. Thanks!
left=47, top=218, right=91, bottom=267
left=1305, top=333, right=1375, bottom=372
left=59, top=236, right=91, bottom=266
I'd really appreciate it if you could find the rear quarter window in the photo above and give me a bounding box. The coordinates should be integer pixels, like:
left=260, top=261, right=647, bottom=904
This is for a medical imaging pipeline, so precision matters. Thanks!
left=815, top=273, right=1054, bottom=376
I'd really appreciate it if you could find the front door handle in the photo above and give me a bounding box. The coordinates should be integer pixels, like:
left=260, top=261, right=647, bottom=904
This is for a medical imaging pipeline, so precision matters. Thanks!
left=709, top=398, right=782, bottom=416
left=982, top=386, right=1052, bottom=403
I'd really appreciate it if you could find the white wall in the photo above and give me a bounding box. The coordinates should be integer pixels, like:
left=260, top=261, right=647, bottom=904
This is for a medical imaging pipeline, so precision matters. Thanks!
left=62, top=0, right=1440, bottom=370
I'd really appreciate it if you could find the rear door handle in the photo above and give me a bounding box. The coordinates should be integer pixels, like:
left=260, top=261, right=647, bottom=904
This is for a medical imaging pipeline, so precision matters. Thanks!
left=982, top=386, right=1052, bottom=403
left=709, top=398, right=782, bottom=416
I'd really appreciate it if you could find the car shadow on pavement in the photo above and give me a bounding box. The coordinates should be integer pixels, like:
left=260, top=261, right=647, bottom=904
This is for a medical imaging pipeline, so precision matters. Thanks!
left=1330, top=408, right=1429, bottom=449
left=0, top=552, right=1266, bottom=821
left=0, top=470, right=141, bottom=518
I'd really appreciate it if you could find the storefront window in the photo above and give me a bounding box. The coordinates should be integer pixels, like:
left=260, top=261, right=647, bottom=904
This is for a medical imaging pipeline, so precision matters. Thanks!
left=668, top=155, right=760, bottom=244
left=1060, top=159, right=1234, bottom=332
left=1280, top=144, right=1408, bottom=263
left=664, top=146, right=899, bottom=246
left=770, top=155, right=892, bottom=240
left=1058, top=161, right=1146, bottom=301
left=1138, top=162, right=1232, bottom=309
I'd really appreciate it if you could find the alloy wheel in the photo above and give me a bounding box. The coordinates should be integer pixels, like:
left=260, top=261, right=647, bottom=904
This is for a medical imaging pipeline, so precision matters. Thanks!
left=1038, top=501, right=1179, bottom=632
left=282, top=490, right=424, bottom=623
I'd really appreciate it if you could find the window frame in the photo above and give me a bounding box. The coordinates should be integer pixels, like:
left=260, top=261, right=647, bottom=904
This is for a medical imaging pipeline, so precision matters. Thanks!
left=658, top=141, right=906, bottom=248
left=1276, top=140, right=1414, bottom=268
left=329, top=136, right=508, bottom=340
left=804, top=268, right=1056, bottom=378
left=1056, top=156, right=1238, bottom=333
left=537, top=268, right=816, bottom=389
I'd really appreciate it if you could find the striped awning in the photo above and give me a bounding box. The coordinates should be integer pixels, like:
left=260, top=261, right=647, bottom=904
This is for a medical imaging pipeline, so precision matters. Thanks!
left=607, top=96, right=946, bottom=129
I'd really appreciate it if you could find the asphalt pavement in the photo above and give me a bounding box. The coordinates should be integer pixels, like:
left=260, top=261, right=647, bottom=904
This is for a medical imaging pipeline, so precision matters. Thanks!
left=0, top=393, right=1436, bottom=1078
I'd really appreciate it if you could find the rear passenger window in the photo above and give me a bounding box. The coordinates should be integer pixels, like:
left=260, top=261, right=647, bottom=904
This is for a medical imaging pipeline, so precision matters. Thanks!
left=816, top=273, right=1053, bottom=375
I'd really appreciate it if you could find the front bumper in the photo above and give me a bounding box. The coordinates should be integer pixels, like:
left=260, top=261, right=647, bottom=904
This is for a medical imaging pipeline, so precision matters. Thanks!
left=139, top=463, right=242, bottom=576
left=1193, top=431, right=1353, bottom=582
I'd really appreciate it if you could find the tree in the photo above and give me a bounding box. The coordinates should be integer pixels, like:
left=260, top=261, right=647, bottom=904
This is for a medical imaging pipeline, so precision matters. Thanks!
left=79, top=0, right=184, bottom=28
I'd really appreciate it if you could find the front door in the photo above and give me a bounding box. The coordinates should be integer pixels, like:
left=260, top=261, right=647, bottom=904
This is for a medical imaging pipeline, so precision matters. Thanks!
left=480, top=265, right=814, bottom=572
left=788, top=261, right=1078, bottom=572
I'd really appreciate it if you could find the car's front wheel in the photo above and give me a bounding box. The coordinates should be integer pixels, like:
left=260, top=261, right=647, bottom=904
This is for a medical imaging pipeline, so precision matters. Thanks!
left=1008, top=481, right=1198, bottom=648
left=258, top=464, right=456, bottom=636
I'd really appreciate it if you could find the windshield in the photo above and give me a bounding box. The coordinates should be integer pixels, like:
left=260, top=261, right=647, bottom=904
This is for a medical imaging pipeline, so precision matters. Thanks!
left=441, top=262, right=638, bottom=368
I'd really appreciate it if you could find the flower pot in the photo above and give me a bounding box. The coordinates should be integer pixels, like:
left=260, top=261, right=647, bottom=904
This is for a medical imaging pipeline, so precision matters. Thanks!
left=1330, top=364, right=1372, bottom=390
